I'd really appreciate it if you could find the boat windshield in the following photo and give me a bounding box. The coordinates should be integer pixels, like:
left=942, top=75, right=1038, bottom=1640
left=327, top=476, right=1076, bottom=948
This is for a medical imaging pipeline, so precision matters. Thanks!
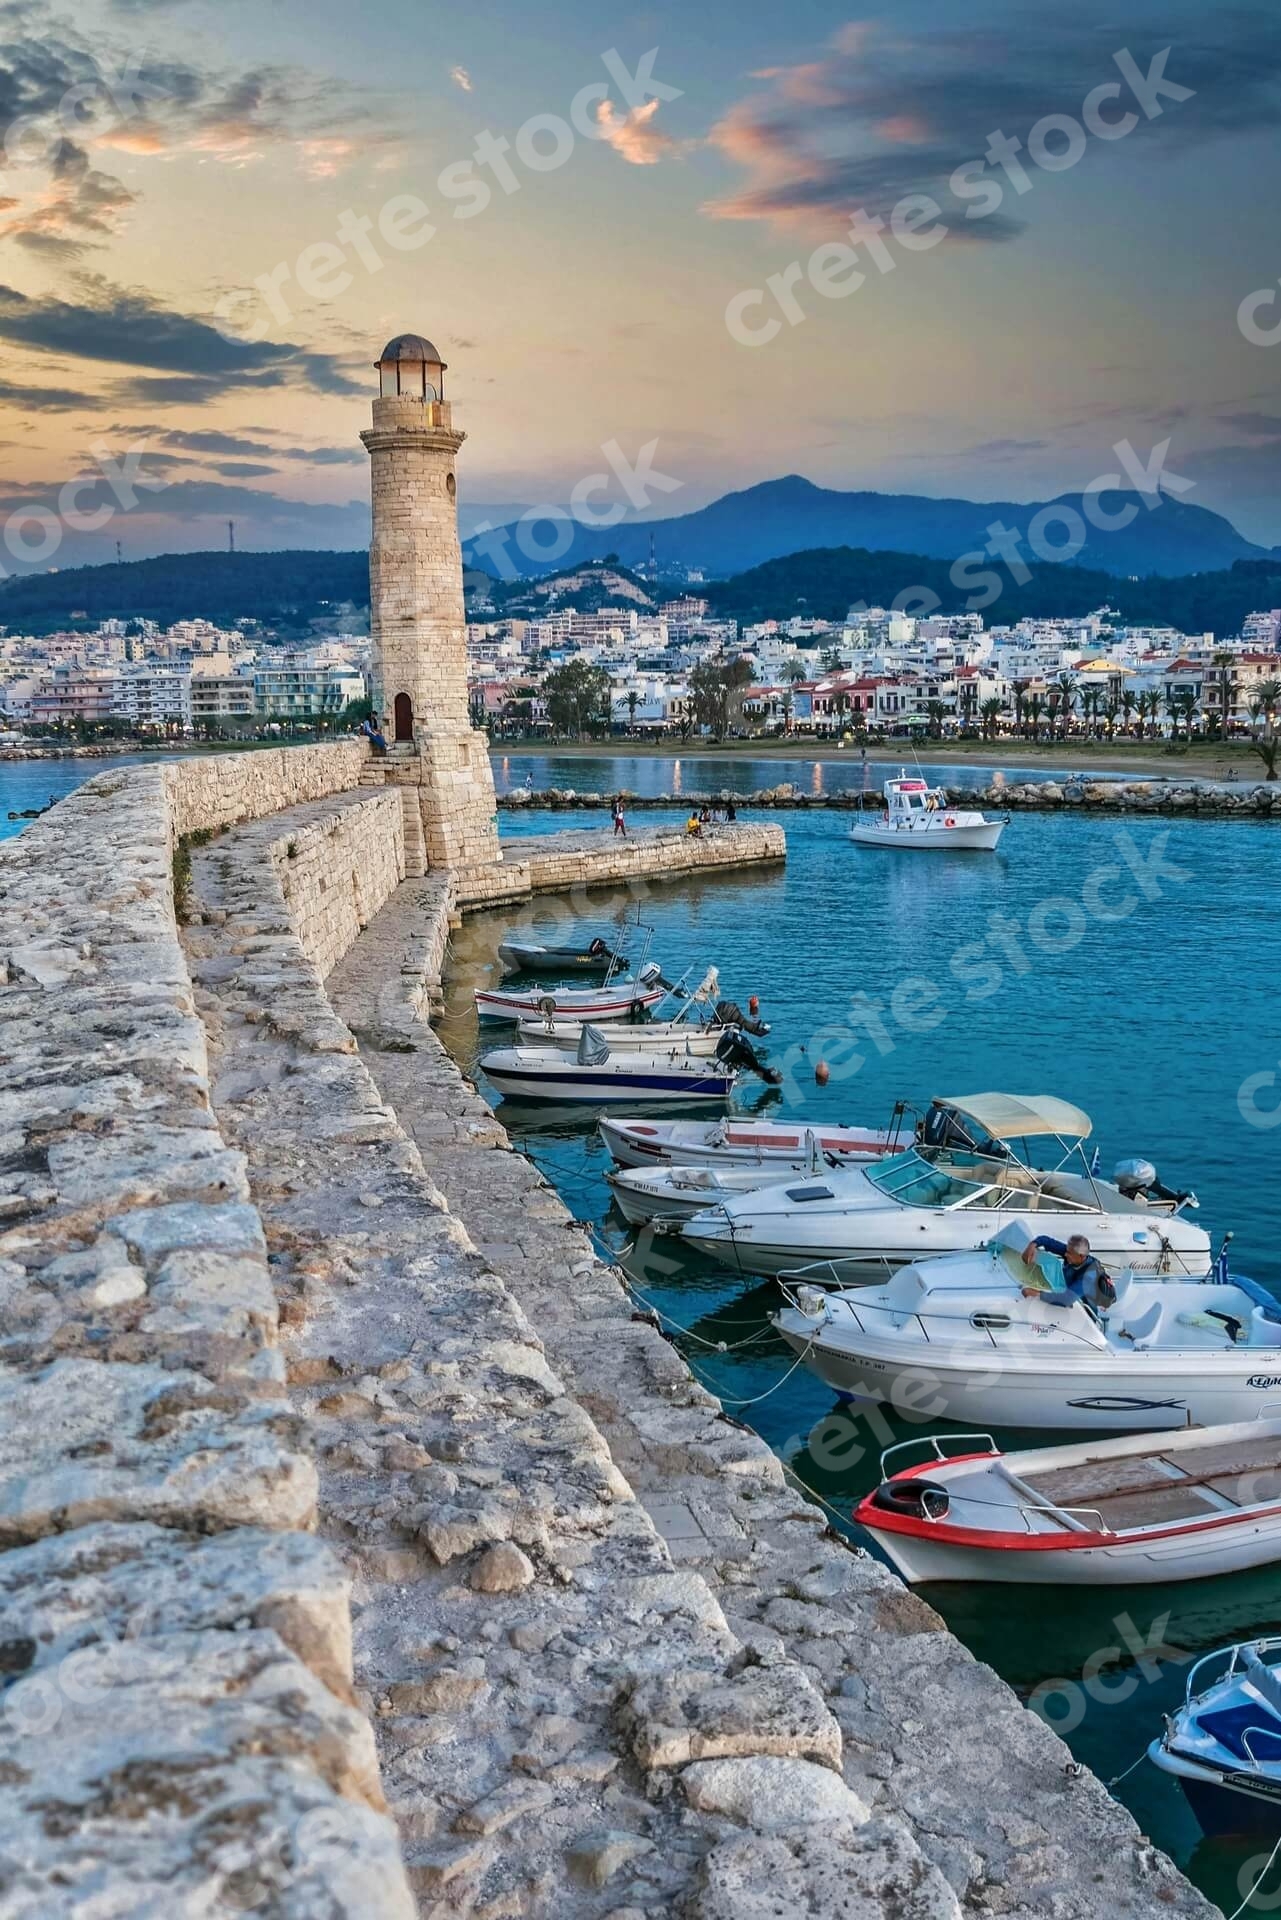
left=866, top=1148, right=991, bottom=1209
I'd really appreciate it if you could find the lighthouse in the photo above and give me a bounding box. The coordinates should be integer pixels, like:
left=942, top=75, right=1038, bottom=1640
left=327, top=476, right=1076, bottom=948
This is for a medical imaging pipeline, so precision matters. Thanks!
left=361, top=333, right=499, bottom=877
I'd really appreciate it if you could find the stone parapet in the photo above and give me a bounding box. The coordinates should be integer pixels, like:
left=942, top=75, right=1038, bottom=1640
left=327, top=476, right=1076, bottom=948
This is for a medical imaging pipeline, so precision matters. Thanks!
left=0, top=764, right=415, bottom=1916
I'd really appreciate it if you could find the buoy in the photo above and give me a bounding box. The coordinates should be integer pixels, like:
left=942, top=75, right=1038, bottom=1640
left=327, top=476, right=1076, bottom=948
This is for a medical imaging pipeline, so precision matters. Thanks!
left=815, top=1061, right=830, bottom=1085
left=748, top=994, right=760, bottom=1016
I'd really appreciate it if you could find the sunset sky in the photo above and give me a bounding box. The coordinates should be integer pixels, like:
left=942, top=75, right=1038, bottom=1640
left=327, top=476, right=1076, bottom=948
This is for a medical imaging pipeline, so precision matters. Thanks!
left=2, top=0, right=1280, bottom=566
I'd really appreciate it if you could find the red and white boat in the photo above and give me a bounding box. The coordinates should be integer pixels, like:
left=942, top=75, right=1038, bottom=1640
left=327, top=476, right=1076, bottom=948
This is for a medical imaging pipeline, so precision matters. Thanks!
left=855, top=1419, right=1281, bottom=1586
left=599, top=1114, right=896, bottom=1171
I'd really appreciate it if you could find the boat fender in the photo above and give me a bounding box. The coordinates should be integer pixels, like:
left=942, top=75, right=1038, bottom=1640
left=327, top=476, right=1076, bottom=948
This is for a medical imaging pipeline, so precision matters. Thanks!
left=945, top=815, right=955, bottom=827
left=871, top=1478, right=950, bottom=1520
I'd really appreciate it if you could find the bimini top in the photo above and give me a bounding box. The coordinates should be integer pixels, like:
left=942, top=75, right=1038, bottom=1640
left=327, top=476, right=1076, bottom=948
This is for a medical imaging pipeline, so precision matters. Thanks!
left=933, top=1092, right=1093, bottom=1141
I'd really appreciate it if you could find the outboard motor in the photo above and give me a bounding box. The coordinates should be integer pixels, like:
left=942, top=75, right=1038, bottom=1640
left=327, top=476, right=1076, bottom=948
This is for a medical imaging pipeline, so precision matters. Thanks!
left=715, top=1029, right=782, bottom=1084
left=576, top=1024, right=610, bottom=1066
left=1113, top=1156, right=1197, bottom=1211
left=715, top=998, right=770, bottom=1037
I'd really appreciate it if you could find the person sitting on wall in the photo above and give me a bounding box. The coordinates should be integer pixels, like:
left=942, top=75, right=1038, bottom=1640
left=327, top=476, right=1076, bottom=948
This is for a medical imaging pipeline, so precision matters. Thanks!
left=360, top=716, right=388, bottom=757
left=685, top=813, right=702, bottom=837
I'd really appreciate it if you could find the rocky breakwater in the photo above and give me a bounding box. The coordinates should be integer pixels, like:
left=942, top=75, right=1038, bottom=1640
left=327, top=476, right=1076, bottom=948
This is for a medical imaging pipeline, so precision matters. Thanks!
left=0, top=764, right=415, bottom=1916
left=502, top=777, right=1281, bottom=818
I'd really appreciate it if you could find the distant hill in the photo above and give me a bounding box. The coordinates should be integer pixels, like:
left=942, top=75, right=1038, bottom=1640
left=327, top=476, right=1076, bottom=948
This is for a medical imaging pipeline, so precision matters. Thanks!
left=463, top=474, right=1270, bottom=581
left=3, top=542, right=1278, bottom=642
left=706, top=547, right=1281, bottom=637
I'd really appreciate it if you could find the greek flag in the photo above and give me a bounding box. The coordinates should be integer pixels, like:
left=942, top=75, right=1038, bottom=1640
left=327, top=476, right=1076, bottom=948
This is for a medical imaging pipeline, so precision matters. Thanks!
left=1216, top=1243, right=1231, bottom=1286
left=1089, top=1146, right=1101, bottom=1175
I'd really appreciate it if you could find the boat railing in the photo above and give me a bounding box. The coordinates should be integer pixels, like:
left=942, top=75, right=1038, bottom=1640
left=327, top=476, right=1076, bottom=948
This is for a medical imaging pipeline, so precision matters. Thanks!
left=778, top=1271, right=1109, bottom=1352
left=1183, top=1640, right=1281, bottom=1708
left=879, top=1433, right=998, bottom=1476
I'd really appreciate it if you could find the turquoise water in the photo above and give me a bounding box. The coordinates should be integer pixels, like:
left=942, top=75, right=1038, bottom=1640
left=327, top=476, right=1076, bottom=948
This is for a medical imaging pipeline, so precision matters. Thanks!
left=440, top=779, right=1281, bottom=1917
left=0, top=754, right=157, bottom=840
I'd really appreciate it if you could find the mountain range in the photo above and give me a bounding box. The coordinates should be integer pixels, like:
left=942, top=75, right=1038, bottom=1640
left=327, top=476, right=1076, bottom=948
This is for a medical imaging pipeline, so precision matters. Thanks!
left=463, top=475, right=1271, bottom=581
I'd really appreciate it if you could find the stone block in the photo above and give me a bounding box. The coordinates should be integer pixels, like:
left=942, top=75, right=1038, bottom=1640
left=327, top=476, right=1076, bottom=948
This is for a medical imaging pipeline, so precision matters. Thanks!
left=625, top=1663, right=842, bottom=1771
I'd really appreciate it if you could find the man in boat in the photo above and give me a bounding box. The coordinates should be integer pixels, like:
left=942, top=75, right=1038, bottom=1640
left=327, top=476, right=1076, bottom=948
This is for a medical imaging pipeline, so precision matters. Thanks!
left=1021, top=1233, right=1117, bottom=1311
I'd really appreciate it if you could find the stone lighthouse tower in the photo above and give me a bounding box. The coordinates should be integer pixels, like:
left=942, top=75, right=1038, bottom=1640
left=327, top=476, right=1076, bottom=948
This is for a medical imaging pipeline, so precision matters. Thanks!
left=361, top=333, right=500, bottom=880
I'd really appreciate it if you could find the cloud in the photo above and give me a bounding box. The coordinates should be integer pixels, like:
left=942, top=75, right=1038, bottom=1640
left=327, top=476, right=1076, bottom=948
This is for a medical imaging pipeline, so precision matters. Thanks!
left=0, top=375, right=110, bottom=410
left=450, top=65, right=473, bottom=93
left=703, top=10, right=1281, bottom=239
left=0, top=138, right=137, bottom=255
left=595, top=97, right=679, bottom=166
left=0, top=281, right=364, bottom=404
left=146, top=428, right=363, bottom=464
left=959, top=438, right=1050, bottom=459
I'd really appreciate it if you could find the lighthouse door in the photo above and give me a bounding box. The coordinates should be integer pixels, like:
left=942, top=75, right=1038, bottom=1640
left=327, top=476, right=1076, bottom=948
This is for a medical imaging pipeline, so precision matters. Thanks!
left=393, top=692, right=414, bottom=742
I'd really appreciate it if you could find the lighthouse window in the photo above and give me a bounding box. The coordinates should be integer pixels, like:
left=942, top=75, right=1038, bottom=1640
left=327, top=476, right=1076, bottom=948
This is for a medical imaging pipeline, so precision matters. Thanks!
left=447, top=474, right=456, bottom=498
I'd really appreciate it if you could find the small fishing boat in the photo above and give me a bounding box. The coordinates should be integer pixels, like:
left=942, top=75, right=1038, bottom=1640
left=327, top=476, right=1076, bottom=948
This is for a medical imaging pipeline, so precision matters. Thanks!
left=475, top=962, right=666, bottom=1023
left=772, top=1222, right=1275, bottom=1433
left=1150, top=1640, right=1281, bottom=1834
left=599, top=1114, right=897, bottom=1171
left=498, top=935, right=628, bottom=977
left=608, top=1145, right=827, bottom=1227
left=855, top=1420, right=1281, bottom=1586
left=679, top=1092, right=1209, bottom=1280
left=849, top=773, right=1005, bottom=851
left=480, top=1025, right=774, bottom=1106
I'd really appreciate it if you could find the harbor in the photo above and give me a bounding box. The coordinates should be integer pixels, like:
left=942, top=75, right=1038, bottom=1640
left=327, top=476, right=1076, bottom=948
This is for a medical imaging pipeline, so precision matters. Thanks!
left=436, top=791, right=1281, bottom=1916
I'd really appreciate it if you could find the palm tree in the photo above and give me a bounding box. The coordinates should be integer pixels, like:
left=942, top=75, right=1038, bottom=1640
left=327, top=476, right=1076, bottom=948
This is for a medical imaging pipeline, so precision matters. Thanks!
left=781, top=688, right=794, bottom=735
left=1013, top=684, right=1027, bottom=737
left=1026, top=692, right=1044, bottom=742
left=1103, top=697, right=1119, bottom=742
left=1253, top=681, right=1281, bottom=780
left=925, top=699, right=947, bottom=739
left=626, top=689, right=639, bottom=734
left=1165, top=688, right=1198, bottom=742
left=1210, top=650, right=1236, bottom=740
left=1120, top=687, right=1137, bottom=737
left=1046, top=691, right=1061, bottom=738
left=980, top=696, right=1003, bottom=741
left=1054, top=673, right=1077, bottom=740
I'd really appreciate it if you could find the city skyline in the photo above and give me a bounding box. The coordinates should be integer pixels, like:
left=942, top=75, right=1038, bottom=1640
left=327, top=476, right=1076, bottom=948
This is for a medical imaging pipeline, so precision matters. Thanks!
left=2, top=0, right=1280, bottom=565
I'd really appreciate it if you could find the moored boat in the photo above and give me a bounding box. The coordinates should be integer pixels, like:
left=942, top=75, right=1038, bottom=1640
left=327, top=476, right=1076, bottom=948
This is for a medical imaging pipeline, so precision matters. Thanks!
left=1150, top=1640, right=1281, bottom=1834
left=772, top=1222, right=1275, bottom=1433
left=855, top=1420, right=1281, bottom=1586
left=480, top=1024, right=774, bottom=1107
left=679, top=1092, right=1209, bottom=1280
left=599, top=1113, right=897, bottom=1171
left=608, top=1151, right=828, bottom=1226
left=849, top=773, right=1005, bottom=851
left=475, top=962, right=665, bottom=1023
left=498, top=935, right=628, bottom=976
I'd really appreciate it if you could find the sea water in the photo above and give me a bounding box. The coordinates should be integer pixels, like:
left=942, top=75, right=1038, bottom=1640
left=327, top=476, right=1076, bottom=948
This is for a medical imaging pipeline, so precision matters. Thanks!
left=440, top=774, right=1281, bottom=1915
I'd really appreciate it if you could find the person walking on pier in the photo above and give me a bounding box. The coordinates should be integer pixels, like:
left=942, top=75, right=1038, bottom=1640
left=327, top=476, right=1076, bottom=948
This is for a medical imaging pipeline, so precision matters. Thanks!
left=612, top=793, right=627, bottom=837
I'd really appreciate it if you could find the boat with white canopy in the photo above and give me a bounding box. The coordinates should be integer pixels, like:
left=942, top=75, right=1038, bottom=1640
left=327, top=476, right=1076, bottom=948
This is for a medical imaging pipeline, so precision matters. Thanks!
left=1150, top=1639, right=1281, bottom=1834
left=849, top=773, right=1005, bottom=851
left=678, top=1092, right=1209, bottom=1280
left=855, top=1418, right=1281, bottom=1586
left=772, top=1220, right=1273, bottom=1432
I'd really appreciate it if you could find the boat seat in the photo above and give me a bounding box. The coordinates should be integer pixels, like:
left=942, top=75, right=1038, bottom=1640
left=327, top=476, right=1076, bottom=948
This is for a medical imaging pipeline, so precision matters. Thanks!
left=1253, top=1307, right=1281, bottom=1348
left=1119, top=1300, right=1165, bottom=1345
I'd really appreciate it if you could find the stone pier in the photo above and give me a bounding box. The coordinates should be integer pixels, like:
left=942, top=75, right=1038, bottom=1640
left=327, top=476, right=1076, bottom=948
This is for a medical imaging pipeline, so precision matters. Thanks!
left=0, top=743, right=1216, bottom=1918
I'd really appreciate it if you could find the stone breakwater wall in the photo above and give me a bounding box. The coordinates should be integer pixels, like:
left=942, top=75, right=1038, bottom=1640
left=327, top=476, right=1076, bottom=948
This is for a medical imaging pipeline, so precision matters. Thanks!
left=0, top=762, right=417, bottom=1916
left=166, top=740, right=368, bottom=840
left=503, top=779, right=1281, bottom=818
left=270, top=790, right=406, bottom=982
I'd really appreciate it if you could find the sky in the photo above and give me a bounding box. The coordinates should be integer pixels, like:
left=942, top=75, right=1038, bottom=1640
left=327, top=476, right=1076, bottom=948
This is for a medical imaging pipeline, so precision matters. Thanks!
left=1, top=0, right=1279, bottom=568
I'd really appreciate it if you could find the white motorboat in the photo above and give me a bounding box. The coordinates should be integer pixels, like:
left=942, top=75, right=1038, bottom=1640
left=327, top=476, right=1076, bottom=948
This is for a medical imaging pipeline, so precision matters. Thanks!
left=1150, top=1640, right=1281, bottom=1835
left=849, top=773, right=1005, bottom=850
left=476, top=961, right=666, bottom=1023
left=498, top=935, right=628, bottom=977
left=520, top=1017, right=726, bottom=1056
left=772, top=1221, right=1277, bottom=1433
left=855, top=1421, right=1281, bottom=1586
left=479, top=1024, right=774, bottom=1106
left=679, top=1092, right=1209, bottom=1280
left=599, top=1113, right=898, bottom=1171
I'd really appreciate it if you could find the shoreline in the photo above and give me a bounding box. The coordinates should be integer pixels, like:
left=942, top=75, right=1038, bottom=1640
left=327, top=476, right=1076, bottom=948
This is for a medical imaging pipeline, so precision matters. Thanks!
left=495, top=739, right=1258, bottom=780
left=500, top=777, right=1280, bottom=819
